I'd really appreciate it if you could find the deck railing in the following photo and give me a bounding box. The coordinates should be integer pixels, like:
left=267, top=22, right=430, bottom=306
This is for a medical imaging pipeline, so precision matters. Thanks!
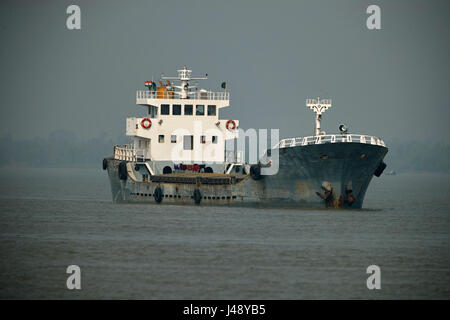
left=136, top=90, right=229, bottom=101
left=114, top=145, right=149, bottom=162
left=274, top=134, right=386, bottom=149
left=114, top=145, right=137, bottom=162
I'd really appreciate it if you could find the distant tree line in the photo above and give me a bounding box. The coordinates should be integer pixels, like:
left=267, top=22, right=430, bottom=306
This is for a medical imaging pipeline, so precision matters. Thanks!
left=0, top=131, right=448, bottom=173
left=383, top=139, right=450, bottom=173
left=0, top=130, right=126, bottom=168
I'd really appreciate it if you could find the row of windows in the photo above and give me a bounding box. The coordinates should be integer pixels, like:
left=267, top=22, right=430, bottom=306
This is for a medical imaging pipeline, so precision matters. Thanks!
left=158, top=104, right=216, bottom=116
left=158, top=134, right=218, bottom=148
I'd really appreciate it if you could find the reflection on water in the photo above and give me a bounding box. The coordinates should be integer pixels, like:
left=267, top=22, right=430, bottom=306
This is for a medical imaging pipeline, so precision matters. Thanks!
left=0, top=167, right=449, bottom=299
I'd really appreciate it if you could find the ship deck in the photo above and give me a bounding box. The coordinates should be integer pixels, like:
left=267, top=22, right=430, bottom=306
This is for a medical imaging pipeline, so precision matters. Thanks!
left=149, top=172, right=247, bottom=185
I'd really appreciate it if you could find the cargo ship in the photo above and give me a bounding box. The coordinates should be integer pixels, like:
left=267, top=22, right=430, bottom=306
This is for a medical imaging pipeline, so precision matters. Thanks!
left=103, top=66, right=388, bottom=208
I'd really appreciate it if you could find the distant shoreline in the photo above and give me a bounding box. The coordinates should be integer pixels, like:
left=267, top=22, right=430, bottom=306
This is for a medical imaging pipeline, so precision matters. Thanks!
left=0, top=164, right=100, bottom=170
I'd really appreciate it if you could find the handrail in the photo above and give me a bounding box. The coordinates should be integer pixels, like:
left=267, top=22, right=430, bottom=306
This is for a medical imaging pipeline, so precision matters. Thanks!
left=114, top=144, right=137, bottom=162
left=274, top=134, right=386, bottom=149
left=136, top=90, right=229, bottom=101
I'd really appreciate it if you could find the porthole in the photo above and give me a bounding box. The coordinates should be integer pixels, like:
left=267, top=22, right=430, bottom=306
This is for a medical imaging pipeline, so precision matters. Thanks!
left=205, top=167, right=213, bottom=173
left=163, top=166, right=172, bottom=174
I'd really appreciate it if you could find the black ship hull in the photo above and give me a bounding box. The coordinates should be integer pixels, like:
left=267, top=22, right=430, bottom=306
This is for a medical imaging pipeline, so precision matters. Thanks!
left=105, top=142, right=388, bottom=209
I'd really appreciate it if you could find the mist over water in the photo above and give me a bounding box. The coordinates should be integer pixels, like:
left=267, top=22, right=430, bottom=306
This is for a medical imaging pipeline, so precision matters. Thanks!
left=0, top=168, right=448, bottom=299
left=0, top=0, right=449, bottom=301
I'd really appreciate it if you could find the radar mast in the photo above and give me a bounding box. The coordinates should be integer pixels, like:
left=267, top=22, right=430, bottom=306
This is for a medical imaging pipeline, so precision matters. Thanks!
left=306, top=97, right=332, bottom=136
left=160, top=65, right=208, bottom=99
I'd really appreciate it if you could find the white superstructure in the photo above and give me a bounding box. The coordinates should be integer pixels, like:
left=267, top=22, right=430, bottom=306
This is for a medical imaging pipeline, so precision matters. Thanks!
left=123, top=66, right=239, bottom=165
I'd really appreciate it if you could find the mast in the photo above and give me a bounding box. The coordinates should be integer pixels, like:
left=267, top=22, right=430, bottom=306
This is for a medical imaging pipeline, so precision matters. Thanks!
left=160, top=65, right=208, bottom=99
left=306, top=96, right=332, bottom=136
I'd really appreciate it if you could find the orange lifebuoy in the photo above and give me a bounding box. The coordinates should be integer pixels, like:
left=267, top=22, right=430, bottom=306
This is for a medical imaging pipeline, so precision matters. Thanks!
left=226, top=120, right=236, bottom=130
left=141, top=118, right=152, bottom=129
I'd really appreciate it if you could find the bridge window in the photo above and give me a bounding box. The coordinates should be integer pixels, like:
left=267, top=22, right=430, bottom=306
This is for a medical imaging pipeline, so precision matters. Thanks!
left=183, top=135, right=193, bottom=150
left=196, top=105, right=205, bottom=116
left=148, top=106, right=158, bottom=117
left=212, top=136, right=218, bottom=144
left=207, top=105, right=216, bottom=116
left=184, top=105, right=193, bottom=115
left=173, top=104, right=181, bottom=115
left=200, top=135, right=206, bottom=144
left=161, top=104, right=170, bottom=115
left=158, top=135, right=165, bottom=143
left=171, top=135, right=177, bottom=143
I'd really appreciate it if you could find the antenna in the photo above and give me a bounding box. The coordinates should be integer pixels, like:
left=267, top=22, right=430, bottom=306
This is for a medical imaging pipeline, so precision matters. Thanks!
left=306, top=96, right=332, bottom=136
left=160, top=66, right=208, bottom=98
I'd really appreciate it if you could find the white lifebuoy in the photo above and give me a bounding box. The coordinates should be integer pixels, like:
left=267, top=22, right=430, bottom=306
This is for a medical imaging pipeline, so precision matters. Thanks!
left=226, top=120, right=236, bottom=130
left=141, top=118, right=152, bottom=129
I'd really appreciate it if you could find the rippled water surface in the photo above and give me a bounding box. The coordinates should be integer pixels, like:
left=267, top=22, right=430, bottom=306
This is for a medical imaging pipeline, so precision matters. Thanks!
left=0, top=167, right=449, bottom=299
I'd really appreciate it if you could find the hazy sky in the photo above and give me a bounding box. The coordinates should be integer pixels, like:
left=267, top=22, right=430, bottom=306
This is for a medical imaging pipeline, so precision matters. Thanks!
left=0, top=0, right=448, bottom=142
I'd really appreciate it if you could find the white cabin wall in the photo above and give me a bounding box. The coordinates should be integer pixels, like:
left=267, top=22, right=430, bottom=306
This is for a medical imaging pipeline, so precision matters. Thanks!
left=126, top=98, right=238, bottom=163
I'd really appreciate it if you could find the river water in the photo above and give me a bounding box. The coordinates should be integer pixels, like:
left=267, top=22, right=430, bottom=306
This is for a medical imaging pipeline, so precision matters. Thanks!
left=0, top=167, right=448, bottom=299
